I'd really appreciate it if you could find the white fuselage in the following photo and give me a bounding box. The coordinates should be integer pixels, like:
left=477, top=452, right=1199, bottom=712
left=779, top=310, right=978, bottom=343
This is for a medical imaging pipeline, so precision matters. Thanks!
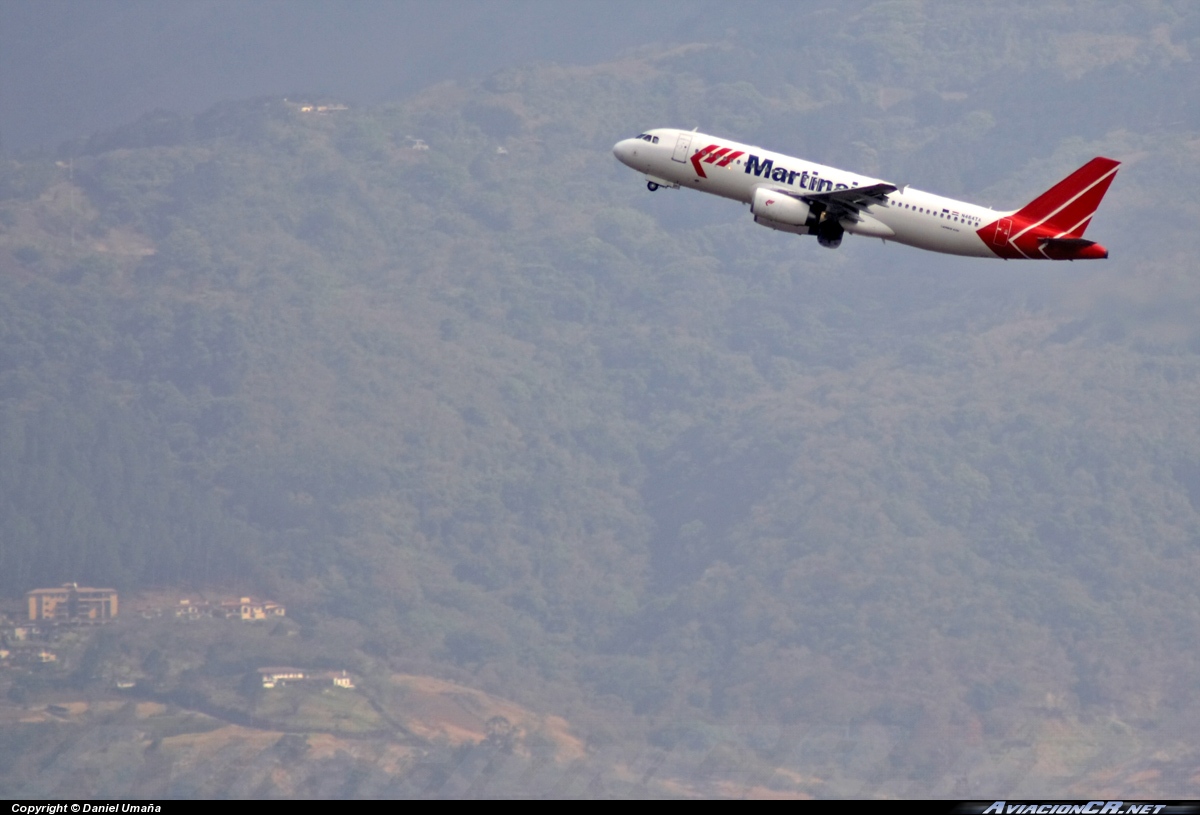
left=613, top=128, right=1008, bottom=258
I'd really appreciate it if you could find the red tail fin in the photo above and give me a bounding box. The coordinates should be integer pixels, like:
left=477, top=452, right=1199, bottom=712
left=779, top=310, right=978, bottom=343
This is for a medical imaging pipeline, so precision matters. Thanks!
left=1012, top=157, right=1120, bottom=238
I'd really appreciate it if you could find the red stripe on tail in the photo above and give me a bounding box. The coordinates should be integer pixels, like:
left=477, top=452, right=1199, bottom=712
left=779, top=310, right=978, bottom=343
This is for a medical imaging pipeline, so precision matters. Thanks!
left=1012, top=157, right=1120, bottom=237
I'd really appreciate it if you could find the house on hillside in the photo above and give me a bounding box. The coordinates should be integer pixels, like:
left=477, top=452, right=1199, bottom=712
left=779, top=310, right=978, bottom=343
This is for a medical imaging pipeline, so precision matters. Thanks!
left=256, top=667, right=355, bottom=690
left=292, top=101, right=349, bottom=114
left=216, top=597, right=286, bottom=621
left=4, top=625, right=34, bottom=642
left=26, top=584, right=118, bottom=622
left=315, top=670, right=356, bottom=689
left=174, top=599, right=211, bottom=619
left=258, top=667, right=306, bottom=688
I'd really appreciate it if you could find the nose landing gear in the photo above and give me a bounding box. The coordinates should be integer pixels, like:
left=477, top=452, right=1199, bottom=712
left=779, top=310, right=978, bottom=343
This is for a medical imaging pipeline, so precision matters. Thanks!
left=647, top=181, right=660, bottom=191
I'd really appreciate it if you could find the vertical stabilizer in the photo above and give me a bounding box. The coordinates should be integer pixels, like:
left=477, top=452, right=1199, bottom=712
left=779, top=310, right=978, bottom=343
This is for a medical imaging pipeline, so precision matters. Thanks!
left=1012, top=157, right=1120, bottom=238
left=980, top=157, right=1120, bottom=259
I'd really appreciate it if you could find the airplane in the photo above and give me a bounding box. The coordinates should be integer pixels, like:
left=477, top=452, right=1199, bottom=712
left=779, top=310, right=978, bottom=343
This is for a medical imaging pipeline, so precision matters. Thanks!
left=612, top=129, right=1119, bottom=260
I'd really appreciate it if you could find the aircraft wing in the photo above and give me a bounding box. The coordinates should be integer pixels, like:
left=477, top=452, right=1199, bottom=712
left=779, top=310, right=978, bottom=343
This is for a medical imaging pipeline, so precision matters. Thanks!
left=800, top=182, right=898, bottom=215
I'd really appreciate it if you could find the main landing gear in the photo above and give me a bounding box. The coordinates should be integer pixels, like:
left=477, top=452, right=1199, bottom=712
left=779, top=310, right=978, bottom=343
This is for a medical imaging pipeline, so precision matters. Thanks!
left=647, top=181, right=660, bottom=191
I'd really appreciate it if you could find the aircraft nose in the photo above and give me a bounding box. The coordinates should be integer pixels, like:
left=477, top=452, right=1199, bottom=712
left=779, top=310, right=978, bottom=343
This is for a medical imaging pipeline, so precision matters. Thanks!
left=612, top=139, right=636, bottom=167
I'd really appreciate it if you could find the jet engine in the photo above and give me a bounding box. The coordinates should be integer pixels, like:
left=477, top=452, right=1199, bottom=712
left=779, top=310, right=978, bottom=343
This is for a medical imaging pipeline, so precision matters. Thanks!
left=815, top=214, right=844, bottom=249
left=751, top=187, right=817, bottom=235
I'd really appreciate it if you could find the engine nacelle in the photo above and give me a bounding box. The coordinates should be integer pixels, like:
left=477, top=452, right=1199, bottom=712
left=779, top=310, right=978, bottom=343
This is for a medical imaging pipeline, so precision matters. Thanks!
left=816, top=216, right=844, bottom=248
left=751, top=187, right=814, bottom=233
left=755, top=214, right=808, bottom=235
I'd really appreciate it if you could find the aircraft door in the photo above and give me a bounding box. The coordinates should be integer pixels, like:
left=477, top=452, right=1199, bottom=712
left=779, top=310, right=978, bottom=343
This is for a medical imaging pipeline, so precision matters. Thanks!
left=992, top=218, right=1012, bottom=246
left=672, top=133, right=692, bottom=163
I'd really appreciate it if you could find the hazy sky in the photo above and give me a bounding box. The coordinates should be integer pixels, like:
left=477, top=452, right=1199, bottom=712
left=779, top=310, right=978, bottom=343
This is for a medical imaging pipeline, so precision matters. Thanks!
left=0, top=0, right=735, bottom=152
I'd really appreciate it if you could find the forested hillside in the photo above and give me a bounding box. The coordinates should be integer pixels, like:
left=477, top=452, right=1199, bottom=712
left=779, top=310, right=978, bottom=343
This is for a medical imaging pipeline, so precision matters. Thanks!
left=3, top=2, right=1200, bottom=797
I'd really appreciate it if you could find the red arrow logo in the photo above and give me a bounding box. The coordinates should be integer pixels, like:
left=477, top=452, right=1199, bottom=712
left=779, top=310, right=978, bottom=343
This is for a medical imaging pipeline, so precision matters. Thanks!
left=691, top=144, right=745, bottom=178
left=690, top=144, right=717, bottom=177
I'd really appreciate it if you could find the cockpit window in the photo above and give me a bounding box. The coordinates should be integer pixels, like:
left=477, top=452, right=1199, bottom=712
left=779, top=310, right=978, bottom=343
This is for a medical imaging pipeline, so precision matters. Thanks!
left=651, top=136, right=659, bottom=144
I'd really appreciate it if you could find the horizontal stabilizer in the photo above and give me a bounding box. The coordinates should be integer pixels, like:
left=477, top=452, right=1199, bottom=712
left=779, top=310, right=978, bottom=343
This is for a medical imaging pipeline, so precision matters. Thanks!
left=1039, top=237, right=1096, bottom=249
left=1038, top=236, right=1108, bottom=260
